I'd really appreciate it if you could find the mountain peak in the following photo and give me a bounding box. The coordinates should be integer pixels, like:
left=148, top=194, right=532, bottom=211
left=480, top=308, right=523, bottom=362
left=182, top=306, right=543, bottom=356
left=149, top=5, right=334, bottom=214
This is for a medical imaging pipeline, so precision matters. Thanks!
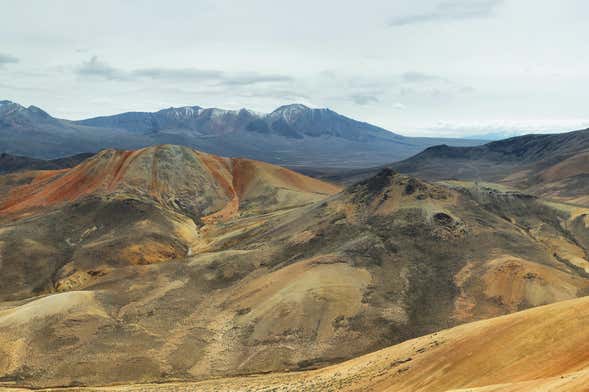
left=0, top=144, right=341, bottom=219
left=0, top=100, right=25, bottom=113
left=25, top=105, right=51, bottom=117
left=0, top=101, right=52, bottom=118
left=269, top=103, right=315, bottom=125
left=158, top=105, right=202, bottom=118
left=0, top=101, right=54, bottom=121
left=272, top=103, right=311, bottom=112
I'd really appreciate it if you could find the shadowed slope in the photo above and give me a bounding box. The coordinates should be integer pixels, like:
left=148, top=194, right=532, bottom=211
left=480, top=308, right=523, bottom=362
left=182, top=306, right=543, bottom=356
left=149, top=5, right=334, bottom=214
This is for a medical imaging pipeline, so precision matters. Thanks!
left=0, top=152, right=92, bottom=174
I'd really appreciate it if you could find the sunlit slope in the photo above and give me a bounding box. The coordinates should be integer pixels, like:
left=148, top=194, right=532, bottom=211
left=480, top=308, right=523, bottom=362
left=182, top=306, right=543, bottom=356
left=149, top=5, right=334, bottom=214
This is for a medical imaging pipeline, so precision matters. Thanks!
left=8, top=296, right=589, bottom=392
left=206, top=294, right=589, bottom=391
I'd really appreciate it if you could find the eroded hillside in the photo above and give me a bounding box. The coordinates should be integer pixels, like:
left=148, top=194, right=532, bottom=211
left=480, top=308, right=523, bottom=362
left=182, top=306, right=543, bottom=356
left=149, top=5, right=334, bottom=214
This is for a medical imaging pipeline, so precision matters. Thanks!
left=1, top=147, right=589, bottom=388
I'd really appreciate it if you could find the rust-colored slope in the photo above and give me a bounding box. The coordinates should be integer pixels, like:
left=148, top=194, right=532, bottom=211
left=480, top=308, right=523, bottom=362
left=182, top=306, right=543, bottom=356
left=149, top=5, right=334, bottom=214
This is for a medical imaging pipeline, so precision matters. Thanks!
left=0, top=149, right=141, bottom=214
left=232, top=158, right=341, bottom=198
left=0, top=145, right=341, bottom=218
left=199, top=155, right=342, bottom=223
left=309, top=295, right=589, bottom=392
left=194, top=152, right=238, bottom=223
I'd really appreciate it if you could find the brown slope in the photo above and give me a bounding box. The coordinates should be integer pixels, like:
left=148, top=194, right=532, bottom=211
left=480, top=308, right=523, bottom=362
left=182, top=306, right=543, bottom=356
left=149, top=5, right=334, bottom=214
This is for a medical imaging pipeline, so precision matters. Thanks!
left=2, top=167, right=589, bottom=388
left=10, top=295, right=589, bottom=392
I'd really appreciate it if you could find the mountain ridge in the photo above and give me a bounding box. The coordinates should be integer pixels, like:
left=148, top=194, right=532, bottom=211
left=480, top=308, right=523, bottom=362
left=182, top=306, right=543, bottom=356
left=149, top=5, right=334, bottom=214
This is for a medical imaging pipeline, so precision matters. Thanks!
left=0, top=152, right=93, bottom=174
left=390, top=127, right=589, bottom=205
left=0, top=99, right=481, bottom=167
left=75, top=102, right=405, bottom=141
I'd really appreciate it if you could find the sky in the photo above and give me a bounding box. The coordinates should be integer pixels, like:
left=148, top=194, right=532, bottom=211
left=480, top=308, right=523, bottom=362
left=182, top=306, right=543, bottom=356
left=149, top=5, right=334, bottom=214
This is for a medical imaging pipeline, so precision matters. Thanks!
left=1, top=0, right=588, bottom=137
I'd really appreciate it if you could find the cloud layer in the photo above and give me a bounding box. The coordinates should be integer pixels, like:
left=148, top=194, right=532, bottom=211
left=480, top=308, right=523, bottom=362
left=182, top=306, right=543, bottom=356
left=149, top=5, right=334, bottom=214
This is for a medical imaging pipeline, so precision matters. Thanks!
left=388, top=0, right=502, bottom=26
left=1, top=0, right=588, bottom=137
left=0, top=53, right=18, bottom=66
left=77, top=56, right=293, bottom=87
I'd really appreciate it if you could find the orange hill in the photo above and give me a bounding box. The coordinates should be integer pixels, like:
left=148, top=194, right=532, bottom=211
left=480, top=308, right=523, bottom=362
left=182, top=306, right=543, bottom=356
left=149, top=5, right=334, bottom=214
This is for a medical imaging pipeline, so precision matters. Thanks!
left=0, top=145, right=341, bottom=219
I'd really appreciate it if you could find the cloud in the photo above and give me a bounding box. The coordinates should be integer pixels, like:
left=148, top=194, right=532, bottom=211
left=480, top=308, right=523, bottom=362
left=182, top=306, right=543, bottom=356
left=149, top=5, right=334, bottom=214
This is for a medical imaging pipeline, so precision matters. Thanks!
left=77, top=56, right=127, bottom=80
left=397, top=71, right=474, bottom=99
left=388, top=0, right=502, bottom=26
left=351, top=94, right=379, bottom=105
left=401, top=72, right=447, bottom=83
left=76, top=56, right=293, bottom=86
left=420, top=118, right=589, bottom=138
left=219, top=73, right=293, bottom=86
left=392, top=102, right=407, bottom=111
left=0, top=53, right=19, bottom=66
left=233, top=88, right=309, bottom=102
left=132, top=67, right=223, bottom=81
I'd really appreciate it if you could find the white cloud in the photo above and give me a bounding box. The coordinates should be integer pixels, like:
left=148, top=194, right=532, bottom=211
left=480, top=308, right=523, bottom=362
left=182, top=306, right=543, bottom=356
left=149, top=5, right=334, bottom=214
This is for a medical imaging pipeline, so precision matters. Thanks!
left=0, top=53, right=19, bottom=66
left=388, top=0, right=503, bottom=26
left=411, top=118, right=589, bottom=138
left=76, top=56, right=293, bottom=86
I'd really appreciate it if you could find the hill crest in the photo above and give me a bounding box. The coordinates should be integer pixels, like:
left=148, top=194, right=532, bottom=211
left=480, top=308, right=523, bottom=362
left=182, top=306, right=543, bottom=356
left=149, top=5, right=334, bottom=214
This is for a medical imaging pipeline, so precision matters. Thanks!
left=0, top=144, right=341, bottom=219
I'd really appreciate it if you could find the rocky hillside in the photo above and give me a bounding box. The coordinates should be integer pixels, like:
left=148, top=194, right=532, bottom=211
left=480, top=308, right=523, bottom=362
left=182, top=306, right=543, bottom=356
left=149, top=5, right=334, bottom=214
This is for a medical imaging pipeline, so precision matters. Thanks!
left=1, top=150, right=589, bottom=388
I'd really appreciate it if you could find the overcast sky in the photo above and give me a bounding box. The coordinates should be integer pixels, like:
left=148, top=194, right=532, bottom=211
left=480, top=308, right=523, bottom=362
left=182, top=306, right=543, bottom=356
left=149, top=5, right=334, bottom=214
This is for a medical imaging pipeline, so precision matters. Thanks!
left=1, top=0, right=588, bottom=137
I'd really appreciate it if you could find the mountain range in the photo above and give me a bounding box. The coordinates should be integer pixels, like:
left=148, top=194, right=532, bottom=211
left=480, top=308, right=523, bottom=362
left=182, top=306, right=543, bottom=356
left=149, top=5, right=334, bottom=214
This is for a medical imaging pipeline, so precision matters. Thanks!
left=0, top=100, right=480, bottom=167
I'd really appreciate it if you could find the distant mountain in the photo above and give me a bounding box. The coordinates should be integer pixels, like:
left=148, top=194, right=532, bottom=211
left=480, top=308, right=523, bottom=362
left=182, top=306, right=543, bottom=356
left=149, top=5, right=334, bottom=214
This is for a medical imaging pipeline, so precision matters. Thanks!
left=0, top=100, right=149, bottom=158
left=76, top=104, right=408, bottom=141
left=0, top=100, right=481, bottom=167
left=391, top=128, right=589, bottom=205
left=301, top=127, right=589, bottom=205
left=464, top=130, right=524, bottom=141
left=0, top=152, right=93, bottom=174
